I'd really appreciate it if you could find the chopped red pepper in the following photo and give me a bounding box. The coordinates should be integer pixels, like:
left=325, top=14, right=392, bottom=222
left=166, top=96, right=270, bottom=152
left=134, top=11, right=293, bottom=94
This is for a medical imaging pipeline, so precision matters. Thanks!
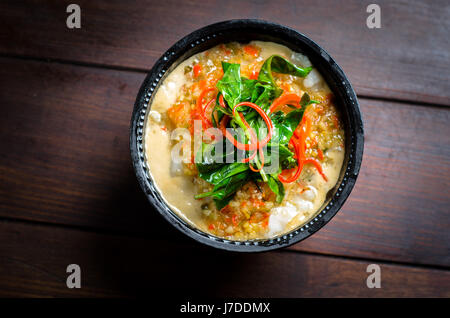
left=218, top=94, right=226, bottom=109
left=193, top=64, right=202, bottom=78
left=249, top=69, right=259, bottom=80
left=304, top=158, right=328, bottom=182
left=279, top=113, right=327, bottom=182
left=269, top=93, right=302, bottom=114
left=220, top=44, right=231, bottom=55
left=225, top=102, right=274, bottom=151
left=197, top=88, right=215, bottom=127
left=243, top=44, right=260, bottom=57
left=332, top=114, right=340, bottom=129
left=279, top=137, right=304, bottom=183
left=232, top=214, right=238, bottom=226
left=317, top=148, right=324, bottom=161
left=250, top=198, right=265, bottom=207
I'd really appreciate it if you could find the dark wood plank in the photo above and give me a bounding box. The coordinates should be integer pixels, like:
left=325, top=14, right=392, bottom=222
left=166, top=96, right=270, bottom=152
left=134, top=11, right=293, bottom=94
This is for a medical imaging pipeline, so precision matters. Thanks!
left=0, top=57, right=449, bottom=268
left=291, top=99, right=450, bottom=266
left=0, top=220, right=448, bottom=297
left=0, top=0, right=449, bottom=105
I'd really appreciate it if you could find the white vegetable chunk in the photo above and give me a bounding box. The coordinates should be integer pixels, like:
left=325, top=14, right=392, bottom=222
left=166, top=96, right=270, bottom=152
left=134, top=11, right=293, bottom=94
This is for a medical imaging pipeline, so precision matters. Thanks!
left=160, top=80, right=180, bottom=106
left=291, top=52, right=312, bottom=68
left=291, top=197, right=314, bottom=212
left=268, top=203, right=299, bottom=236
left=303, top=69, right=322, bottom=88
left=170, top=159, right=183, bottom=176
left=149, top=110, right=161, bottom=123
left=301, top=186, right=318, bottom=201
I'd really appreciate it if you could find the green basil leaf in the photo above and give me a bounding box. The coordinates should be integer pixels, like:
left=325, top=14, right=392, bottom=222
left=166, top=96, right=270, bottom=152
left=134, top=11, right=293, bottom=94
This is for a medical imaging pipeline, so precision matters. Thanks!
left=258, top=55, right=312, bottom=87
left=300, top=91, right=320, bottom=107
left=199, top=162, right=249, bottom=185
left=214, top=196, right=234, bottom=211
left=196, top=170, right=250, bottom=209
left=241, top=78, right=258, bottom=102
left=270, top=107, right=305, bottom=145
left=267, top=174, right=285, bottom=203
left=216, top=62, right=242, bottom=108
left=252, top=82, right=279, bottom=111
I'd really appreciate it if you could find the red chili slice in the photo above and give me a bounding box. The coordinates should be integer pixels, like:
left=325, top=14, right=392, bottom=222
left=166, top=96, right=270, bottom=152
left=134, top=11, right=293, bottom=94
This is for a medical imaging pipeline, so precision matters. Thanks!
left=224, top=102, right=273, bottom=151
left=268, top=93, right=302, bottom=114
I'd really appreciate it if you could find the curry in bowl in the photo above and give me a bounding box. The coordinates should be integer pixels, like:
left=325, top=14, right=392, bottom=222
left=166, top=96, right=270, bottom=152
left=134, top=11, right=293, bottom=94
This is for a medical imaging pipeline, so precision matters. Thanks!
left=144, top=41, right=344, bottom=240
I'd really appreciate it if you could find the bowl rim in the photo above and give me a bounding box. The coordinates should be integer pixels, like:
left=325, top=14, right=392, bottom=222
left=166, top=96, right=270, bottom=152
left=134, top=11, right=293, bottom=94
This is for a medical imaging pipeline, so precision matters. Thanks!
left=130, top=19, right=364, bottom=252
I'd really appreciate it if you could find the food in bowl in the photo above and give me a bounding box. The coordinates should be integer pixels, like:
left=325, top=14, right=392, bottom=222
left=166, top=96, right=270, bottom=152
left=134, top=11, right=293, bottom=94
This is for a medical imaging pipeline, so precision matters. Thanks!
left=144, top=41, right=345, bottom=240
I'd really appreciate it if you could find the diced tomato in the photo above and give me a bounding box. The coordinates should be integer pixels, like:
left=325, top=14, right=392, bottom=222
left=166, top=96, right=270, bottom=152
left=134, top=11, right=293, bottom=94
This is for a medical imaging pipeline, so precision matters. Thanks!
left=208, top=223, right=215, bottom=230
left=262, top=213, right=270, bottom=228
left=332, top=115, right=340, bottom=129
left=189, top=106, right=203, bottom=136
left=249, top=69, right=259, bottom=80
left=317, top=148, right=324, bottom=161
left=243, top=44, right=260, bottom=57
left=250, top=197, right=265, bottom=208
left=315, top=105, right=325, bottom=114
left=220, top=205, right=231, bottom=213
left=281, top=83, right=291, bottom=92
left=197, top=79, right=207, bottom=91
left=193, top=64, right=202, bottom=78
left=220, top=44, right=231, bottom=55
left=232, top=214, right=238, bottom=226
left=167, top=101, right=190, bottom=127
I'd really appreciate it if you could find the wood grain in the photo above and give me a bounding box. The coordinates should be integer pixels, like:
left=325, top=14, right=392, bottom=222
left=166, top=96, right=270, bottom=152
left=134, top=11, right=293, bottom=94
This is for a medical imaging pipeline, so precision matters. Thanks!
left=0, top=220, right=448, bottom=297
left=0, top=0, right=449, bottom=105
left=0, top=57, right=449, bottom=268
left=290, top=99, right=450, bottom=266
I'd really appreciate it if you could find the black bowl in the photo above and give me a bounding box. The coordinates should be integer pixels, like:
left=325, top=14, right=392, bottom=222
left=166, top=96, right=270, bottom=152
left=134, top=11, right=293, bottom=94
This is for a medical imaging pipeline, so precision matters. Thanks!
left=130, top=19, right=364, bottom=252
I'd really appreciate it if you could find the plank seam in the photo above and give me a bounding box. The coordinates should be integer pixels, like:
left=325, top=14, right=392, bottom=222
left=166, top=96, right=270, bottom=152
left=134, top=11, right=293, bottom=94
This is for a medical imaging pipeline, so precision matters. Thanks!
left=0, top=215, right=448, bottom=272
left=0, top=52, right=448, bottom=108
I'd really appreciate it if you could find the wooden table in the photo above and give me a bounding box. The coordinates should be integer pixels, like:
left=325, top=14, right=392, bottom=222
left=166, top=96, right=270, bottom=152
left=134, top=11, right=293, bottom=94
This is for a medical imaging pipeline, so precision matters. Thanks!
left=0, top=0, right=449, bottom=297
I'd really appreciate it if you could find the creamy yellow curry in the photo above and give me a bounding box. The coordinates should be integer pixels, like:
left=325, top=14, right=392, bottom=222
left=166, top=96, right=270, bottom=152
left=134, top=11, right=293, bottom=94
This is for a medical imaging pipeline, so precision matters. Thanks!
left=145, top=41, right=344, bottom=240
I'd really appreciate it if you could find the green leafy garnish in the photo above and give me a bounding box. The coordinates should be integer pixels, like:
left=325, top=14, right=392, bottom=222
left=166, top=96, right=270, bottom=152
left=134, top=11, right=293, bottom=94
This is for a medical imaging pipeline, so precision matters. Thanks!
left=195, top=54, right=313, bottom=209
